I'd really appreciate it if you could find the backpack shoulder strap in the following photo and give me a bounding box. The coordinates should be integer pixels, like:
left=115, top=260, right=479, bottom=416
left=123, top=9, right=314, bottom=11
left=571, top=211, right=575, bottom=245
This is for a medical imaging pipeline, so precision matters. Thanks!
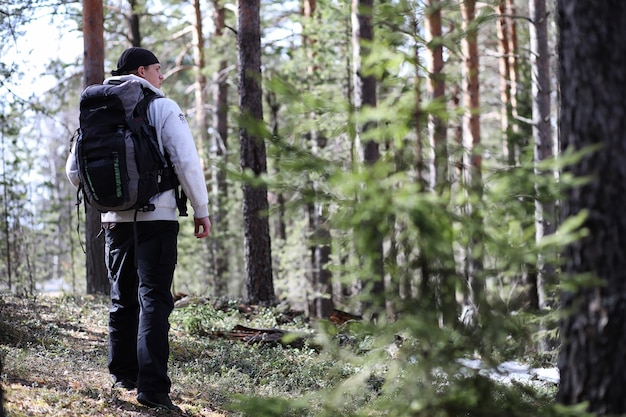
left=134, top=87, right=159, bottom=117
left=133, top=87, right=189, bottom=217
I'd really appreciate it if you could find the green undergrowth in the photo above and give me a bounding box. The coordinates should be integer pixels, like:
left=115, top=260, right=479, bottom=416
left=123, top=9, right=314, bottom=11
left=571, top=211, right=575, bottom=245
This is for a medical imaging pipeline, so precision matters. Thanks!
left=0, top=294, right=585, bottom=417
left=0, top=294, right=342, bottom=416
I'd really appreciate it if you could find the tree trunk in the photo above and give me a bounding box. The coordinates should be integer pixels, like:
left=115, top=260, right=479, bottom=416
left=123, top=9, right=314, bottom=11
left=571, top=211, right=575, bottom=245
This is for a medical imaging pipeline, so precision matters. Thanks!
left=425, top=0, right=448, bottom=193
left=191, top=0, right=214, bottom=293
left=238, top=0, right=275, bottom=305
left=83, top=0, right=108, bottom=295
left=353, top=0, right=380, bottom=165
left=557, top=1, right=626, bottom=414
left=1, top=155, right=12, bottom=290
left=461, top=0, right=481, bottom=180
left=530, top=0, right=554, bottom=311
left=302, top=0, right=334, bottom=319
left=265, top=90, right=285, bottom=242
left=413, top=16, right=426, bottom=189
left=506, top=0, right=520, bottom=161
left=460, top=0, right=483, bottom=322
left=126, top=0, right=141, bottom=47
left=211, top=0, right=230, bottom=297
left=352, top=0, right=385, bottom=316
left=192, top=0, right=209, bottom=165
left=497, top=0, right=513, bottom=165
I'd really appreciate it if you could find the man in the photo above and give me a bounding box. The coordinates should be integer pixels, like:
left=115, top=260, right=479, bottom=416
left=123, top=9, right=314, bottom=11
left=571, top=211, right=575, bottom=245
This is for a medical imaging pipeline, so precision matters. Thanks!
left=66, top=47, right=211, bottom=412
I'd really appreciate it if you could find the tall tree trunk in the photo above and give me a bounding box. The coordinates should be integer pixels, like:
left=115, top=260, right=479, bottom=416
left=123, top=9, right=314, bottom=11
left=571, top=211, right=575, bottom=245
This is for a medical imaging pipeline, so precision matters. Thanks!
left=425, top=0, right=457, bottom=327
left=302, top=0, right=334, bottom=319
left=303, top=0, right=318, bottom=317
left=0, top=354, right=5, bottom=417
left=499, top=0, right=538, bottom=313
left=353, top=0, right=380, bottom=165
left=411, top=12, right=434, bottom=311
left=506, top=0, right=520, bottom=162
left=352, top=0, right=385, bottom=316
left=557, top=1, right=626, bottom=413
left=192, top=0, right=209, bottom=165
left=211, top=0, right=230, bottom=297
left=413, top=16, right=426, bottom=189
left=461, top=0, right=481, bottom=200
left=1, top=145, right=12, bottom=290
left=425, top=0, right=448, bottom=193
left=83, top=0, right=108, bottom=295
left=265, top=90, right=285, bottom=242
left=530, top=0, right=554, bottom=310
left=126, top=0, right=141, bottom=47
left=460, top=0, right=483, bottom=322
left=497, top=0, right=513, bottom=165
left=191, top=0, right=213, bottom=294
left=238, top=0, right=275, bottom=305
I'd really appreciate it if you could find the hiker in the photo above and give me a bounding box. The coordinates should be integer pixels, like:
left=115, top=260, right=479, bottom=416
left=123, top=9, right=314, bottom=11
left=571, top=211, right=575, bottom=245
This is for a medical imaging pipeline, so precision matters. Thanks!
left=66, top=47, right=211, bottom=412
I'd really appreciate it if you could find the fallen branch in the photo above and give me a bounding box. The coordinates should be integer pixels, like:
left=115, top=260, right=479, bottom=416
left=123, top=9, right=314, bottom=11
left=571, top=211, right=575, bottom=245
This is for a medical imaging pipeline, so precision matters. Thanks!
left=212, top=324, right=314, bottom=349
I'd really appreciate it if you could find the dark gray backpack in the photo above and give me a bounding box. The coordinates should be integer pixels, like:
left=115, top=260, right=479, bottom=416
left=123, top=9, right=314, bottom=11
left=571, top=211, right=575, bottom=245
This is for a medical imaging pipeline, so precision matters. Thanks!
left=75, top=80, right=186, bottom=215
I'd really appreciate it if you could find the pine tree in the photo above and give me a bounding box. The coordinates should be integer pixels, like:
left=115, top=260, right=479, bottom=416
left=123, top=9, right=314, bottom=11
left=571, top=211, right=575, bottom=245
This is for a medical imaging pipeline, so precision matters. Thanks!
left=557, top=0, right=626, bottom=413
left=82, top=0, right=107, bottom=295
left=238, top=0, right=275, bottom=305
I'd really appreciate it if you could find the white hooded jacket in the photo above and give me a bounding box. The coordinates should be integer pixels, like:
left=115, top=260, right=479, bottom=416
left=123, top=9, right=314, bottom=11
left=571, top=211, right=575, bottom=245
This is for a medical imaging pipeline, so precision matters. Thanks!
left=66, top=75, right=209, bottom=222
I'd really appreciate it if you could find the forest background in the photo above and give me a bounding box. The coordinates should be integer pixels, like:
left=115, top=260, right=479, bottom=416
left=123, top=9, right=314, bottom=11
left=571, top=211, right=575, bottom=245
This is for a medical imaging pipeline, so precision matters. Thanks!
left=1, top=0, right=618, bottom=416
left=1, top=0, right=558, bottom=318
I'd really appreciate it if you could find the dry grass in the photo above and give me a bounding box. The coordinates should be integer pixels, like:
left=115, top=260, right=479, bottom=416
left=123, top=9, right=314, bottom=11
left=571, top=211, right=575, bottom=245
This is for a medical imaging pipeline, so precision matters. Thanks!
left=0, top=293, right=561, bottom=417
left=0, top=294, right=331, bottom=417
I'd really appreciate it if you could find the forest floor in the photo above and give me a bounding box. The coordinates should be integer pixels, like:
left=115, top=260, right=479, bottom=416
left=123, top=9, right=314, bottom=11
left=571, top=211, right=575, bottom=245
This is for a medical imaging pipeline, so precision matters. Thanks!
left=0, top=294, right=334, bottom=417
left=0, top=294, right=561, bottom=417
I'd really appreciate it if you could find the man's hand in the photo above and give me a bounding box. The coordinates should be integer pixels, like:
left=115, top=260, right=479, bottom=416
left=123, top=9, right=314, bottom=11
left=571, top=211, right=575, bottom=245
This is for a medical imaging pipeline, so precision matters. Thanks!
left=194, top=216, right=211, bottom=239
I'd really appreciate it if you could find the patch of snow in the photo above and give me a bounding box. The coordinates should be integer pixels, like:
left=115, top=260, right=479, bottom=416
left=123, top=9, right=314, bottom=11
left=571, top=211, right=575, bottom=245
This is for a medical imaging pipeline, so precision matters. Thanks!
left=459, top=358, right=559, bottom=387
left=36, top=277, right=66, bottom=294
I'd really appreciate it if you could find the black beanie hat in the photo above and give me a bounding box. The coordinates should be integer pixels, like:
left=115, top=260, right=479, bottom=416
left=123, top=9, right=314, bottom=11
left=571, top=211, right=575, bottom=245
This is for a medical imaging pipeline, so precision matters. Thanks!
left=111, top=47, right=159, bottom=76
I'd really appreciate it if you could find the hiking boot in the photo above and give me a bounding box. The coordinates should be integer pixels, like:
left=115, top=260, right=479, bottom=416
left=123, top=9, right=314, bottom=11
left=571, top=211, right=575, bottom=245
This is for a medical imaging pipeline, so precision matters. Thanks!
left=111, top=376, right=137, bottom=390
left=137, top=391, right=182, bottom=413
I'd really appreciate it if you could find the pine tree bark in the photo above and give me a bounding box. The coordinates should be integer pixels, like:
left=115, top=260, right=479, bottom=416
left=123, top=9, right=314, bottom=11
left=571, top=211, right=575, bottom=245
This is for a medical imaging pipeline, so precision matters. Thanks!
left=425, top=0, right=448, bottom=193
left=191, top=0, right=216, bottom=294
left=238, top=0, right=275, bottom=305
left=211, top=0, right=229, bottom=296
left=496, top=0, right=520, bottom=166
left=82, top=0, right=108, bottom=295
left=352, top=0, right=385, bottom=316
left=530, top=0, right=554, bottom=312
left=352, top=0, right=379, bottom=164
left=461, top=0, right=481, bottom=176
left=192, top=0, right=209, bottom=165
left=303, top=0, right=334, bottom=319
left=460, top=0, right=483, bottom=323
left=557, top=1, right=626, bottom=413
left=126, top=0, right=141, bottom=47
